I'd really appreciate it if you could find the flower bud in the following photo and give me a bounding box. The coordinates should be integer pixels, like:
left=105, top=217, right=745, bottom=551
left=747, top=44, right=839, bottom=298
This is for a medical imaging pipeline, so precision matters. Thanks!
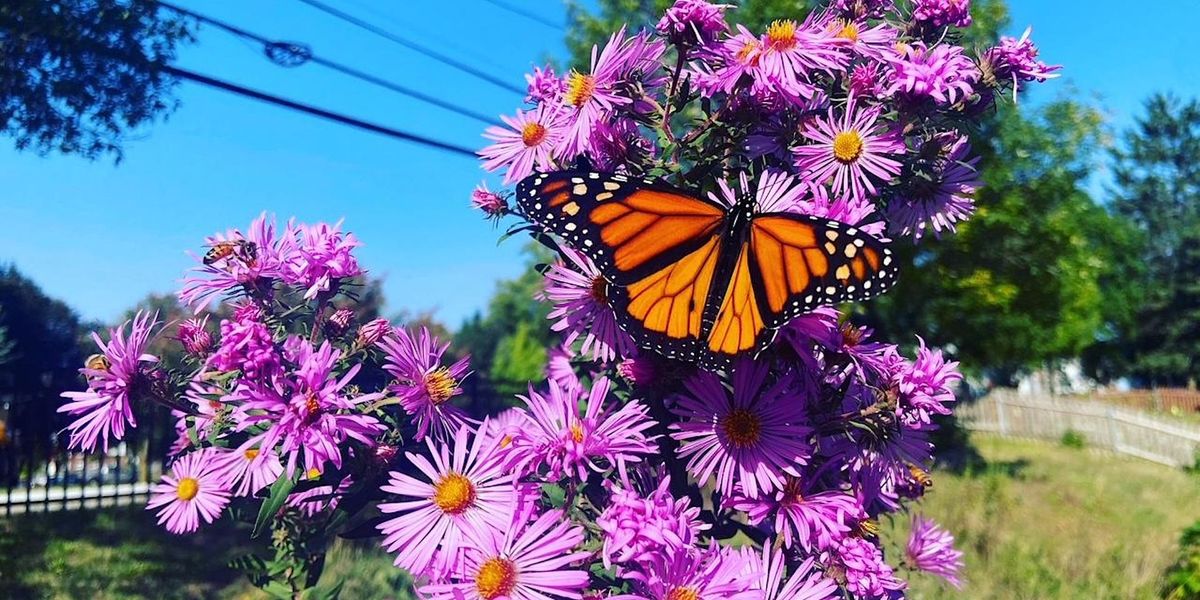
left=356, top=317, right=392, bottom=347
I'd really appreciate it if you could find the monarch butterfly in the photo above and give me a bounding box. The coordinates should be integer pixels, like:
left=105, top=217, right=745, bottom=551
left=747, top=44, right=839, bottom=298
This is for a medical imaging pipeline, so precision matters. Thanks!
left=516, top=170, right=898, bottom=368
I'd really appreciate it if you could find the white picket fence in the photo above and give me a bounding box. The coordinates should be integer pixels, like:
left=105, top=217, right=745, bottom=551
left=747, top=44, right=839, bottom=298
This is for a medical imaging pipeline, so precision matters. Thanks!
left=956, top=390, right=1200, bottom=467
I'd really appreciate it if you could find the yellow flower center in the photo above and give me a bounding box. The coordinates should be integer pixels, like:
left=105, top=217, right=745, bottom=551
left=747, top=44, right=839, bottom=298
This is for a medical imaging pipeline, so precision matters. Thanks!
left=837, top=21, right=860, bottom=42
left=720, top=408, right=762, bottom=448
left=433, top=473, right=477, bottom=515
left=564, top=72, right=596, bottom=108
left=307, top=467, right=321, bottom=480
left=475, top=557, right=517, bottom=600
left=765, top=20, right=798, bottom=50
left=176, top=477, right=199, bottom=501
left=424, top=367, right=458, bottom=404
left=521, top=122, right=547, bottom=147
left=303, top=394, right=321, bottom=418
left=243, top=448, right=260, bottom=461
left=736, top=39, right=761, bottom=65
left=667, top=587, right=700, bottom=600
left=570, top=422, right=585, bottom=444
left=832, top=130, right=864, bottom=163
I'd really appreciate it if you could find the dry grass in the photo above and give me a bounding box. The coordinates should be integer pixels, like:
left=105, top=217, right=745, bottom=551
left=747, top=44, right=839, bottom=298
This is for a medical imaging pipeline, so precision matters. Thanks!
left=884, top=434, right=1200, bottom=599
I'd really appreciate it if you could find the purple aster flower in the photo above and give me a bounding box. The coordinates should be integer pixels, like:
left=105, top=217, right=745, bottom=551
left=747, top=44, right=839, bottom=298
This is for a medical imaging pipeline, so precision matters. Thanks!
left=419, top=509, right=591, bottom=600
left=377, top=326, right=473, bottom=441
left=542, top=246, right=636, bottom=363
left=754, top=544, right=839, bottom=600
left=836, top=322, right=898, bottom=378
left=828, top=19, right=898, bottom=60
left=887, top=133, right=980, bottom=240
left=325, top=307, right=354, bottom=337
left=794, top=97, right=905, bottom=201
left=848, top=61, right=891, bottom=98
left=146, top=449, right=230, bottom=535
left=287, top=474, right=353, bottom=518
left=513, top=377, right=657, bottom=481
left=782, top=305, right=842, bottom=356
left=709, top=170, right=808, bottom=213
left=558, top=27, right=664, bottom=158
left=656, top=0, right=729, bottom=48
left=788, top=180, right=883, bottom=238
left=982, top=27, right=1061, bottom=99
left=59, top=311, right=160, bottom=452
left=480, top=103, right=566, bottom=184
left=617, top=355, right=658, bottom=388
left=828, top=0, right=892, bottom=19
left=893, top=337, right=961, bottom=425
left=731, top=476, right=865, bottom=551
left=472, top=181, right=509, bottom=224
left=378, top=424, right=521, bottom=579
left=912, top=0, right=972, bottom=28
left=235, top=339, right=384, bottom=475
left=758, top=15, right=850, bottom=100
left=216, top=443, right=284, bottom=497
left=670, top=359, right=812, bottom=498
left=208, top=303, right=281, bottom=380
left=281, top=220, right=363, bottom=300
left=615, top=545, right=757, bottom=600
left=179, top=213, right=286, bottom=310
left=545, top=344, right=580, bottom=391
left=830, top=536, right=906, bottom=598
left=525, top=64, right=562, bottom=104
left=906, top=514, right=965, bottom=588
left=693, top=24, right=763, bottom=97
left=888, top=43, right=980, bottom=106
left=176, top=316, right=213, bottom=356
left=596, top=474, right=708, bottom=568
left=481, top=407, right=528, bottom=455
left=588, top=117, right=656, bottom=173
left=829, top=424, right=933, bottom=511
left=744, top=104, right=828, bottom=162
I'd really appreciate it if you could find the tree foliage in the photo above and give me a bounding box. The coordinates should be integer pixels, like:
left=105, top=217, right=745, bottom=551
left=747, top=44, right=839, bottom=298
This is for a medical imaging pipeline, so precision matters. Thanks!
left=0, top=0, right=193, bottom=161
left=1107, top=94, right=1200, bottom=385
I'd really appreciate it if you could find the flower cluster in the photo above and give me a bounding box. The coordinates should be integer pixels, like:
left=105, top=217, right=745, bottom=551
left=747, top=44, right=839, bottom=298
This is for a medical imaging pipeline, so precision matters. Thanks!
left=60, top=2, right=1059, bottom=597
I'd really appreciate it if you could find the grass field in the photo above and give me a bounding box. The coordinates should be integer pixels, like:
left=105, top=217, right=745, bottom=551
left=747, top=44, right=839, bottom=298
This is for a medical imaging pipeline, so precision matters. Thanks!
left=1, top=434, right=1195, bottom=599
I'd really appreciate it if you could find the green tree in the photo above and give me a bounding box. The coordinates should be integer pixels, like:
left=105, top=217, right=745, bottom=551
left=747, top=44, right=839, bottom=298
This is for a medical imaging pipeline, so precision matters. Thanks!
left=0, top=0, right=193, bottom=161
left=1108, top=94, right=1200, bottom=386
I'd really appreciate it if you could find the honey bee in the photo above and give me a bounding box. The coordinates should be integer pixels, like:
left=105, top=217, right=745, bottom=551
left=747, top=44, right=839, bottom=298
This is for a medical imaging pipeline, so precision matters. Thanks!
left=908, top=462, right=934, bottom=488
left=85, top=353, right=111, bottom=371
left=203, top=240, right=258, bottom=266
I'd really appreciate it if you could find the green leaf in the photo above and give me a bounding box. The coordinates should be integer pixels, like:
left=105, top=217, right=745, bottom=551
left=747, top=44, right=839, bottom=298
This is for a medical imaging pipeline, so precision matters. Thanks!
left=541, top=483, right=567, bottom=508
left=253, top=473, right=297, bottom=537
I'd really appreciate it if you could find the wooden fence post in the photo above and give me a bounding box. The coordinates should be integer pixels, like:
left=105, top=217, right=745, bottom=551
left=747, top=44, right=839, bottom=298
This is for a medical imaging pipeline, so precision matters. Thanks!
left=996, top=392, right=1008, bottom=436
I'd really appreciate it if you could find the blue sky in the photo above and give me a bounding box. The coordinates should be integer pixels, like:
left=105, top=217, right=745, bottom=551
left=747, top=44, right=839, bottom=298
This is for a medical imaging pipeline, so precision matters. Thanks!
left=0, top=0, right=1196, bottom=327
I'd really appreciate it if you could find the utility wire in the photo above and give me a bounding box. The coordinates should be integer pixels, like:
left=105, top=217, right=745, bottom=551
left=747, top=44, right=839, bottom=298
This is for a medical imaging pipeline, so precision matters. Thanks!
left=291, top=0, right=526, bottom=96
left=155, top=0, right=497, bottom=126
left=162, top=64, right=478, bottom=157
left=480, top=0, right=564, bottom=31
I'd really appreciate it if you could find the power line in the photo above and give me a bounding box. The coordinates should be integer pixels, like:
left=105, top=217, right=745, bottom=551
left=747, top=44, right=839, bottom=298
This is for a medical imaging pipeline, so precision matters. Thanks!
left=155, top=0, right=497, bottom=126
left=291, top=0, right=526, bottom=96
left=162, top=64, right=478, bottom=158
left=480, top=0, right=564, bottom=31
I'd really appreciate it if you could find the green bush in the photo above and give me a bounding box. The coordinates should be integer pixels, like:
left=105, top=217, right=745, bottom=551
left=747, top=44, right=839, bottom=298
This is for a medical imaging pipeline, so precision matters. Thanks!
left=1061, top=429, right=1087, bottom=449
left=1164, top=521, right=1200, bottom=599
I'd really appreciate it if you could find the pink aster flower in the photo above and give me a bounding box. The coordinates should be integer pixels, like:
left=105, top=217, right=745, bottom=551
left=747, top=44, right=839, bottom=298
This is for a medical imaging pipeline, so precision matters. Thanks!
left=146, top=449, right=231, bottom=534
left=176, top=316, right=213, bottom=356
left=794, top=97, right=904, bottom=201
left=235, top=339, right=384, bottom=475
left=378, top=326, right=473, bottom=441
left=757, top=15, right=849, bottom=99
left=208, top=303, right=280, bottom=380
left=617, top=355, right=658, bottom=387
left=615, top=545, right=757, bottom=600
left=480, top=103, right=566, bottom=184
left=471, top=181, right=508, bottom=223
left=887, top=133, right=980, bottom=240
left=525, top=64, right=562, bottom=104
left=287, top=475, right=352, bottom=518
left=356, top=316, right=391, bottom=347
left=377, top=424, right=521, bottom=578
left=907, top=514, right=965, bottom=588
left=888, top=43, right=980, bottom=105
left=656, top=0, right=729, bottom=48
left=789, top=183, right=885, bottom=237
left=542, top=246, right=636, bottom=363
left=513, top=377, right=657, bottom=481
left=831, top=536, right=906, bottom=598
left=893, top=337, right=961, bottom=425
left=281, top=220, right=363, bottom=300
left=912, top=0, right=972, bottom=28
left=754, top=544, right=839, bottom=600
left=216, top=443, right=284, bottom=497
left=596, top=474, right=707, bottom=569
left=419, top=509, right=592, bottom=600
left=847, top=61, right=891, bottom=98
left=828, top=0, right=891, bottom=19
left=59, top=311, right=160, bottom=452
left=710, top=170, right=808, bottom=213
left=179, top=213, right=286, bottom=310
left=982, top=26, right=1061, bottom=99
left=829, top=424, right=933, bottom=511
left=693, top=24, right=763, bottom=97
left=588, top=117, right=656, bottom=173
left=730, top=477, right=864, bottom=551
left=669, top=359, right=813, bottom=498
left=558, top=27, right=663, bottom=158
left=546, top=344, right=580, bottom=390
left=827, top=18, right=897, bottom=60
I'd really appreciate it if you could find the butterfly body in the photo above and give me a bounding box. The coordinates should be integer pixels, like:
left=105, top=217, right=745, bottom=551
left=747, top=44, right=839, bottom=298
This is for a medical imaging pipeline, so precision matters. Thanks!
left=517, top=170, right=897, bottom=368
